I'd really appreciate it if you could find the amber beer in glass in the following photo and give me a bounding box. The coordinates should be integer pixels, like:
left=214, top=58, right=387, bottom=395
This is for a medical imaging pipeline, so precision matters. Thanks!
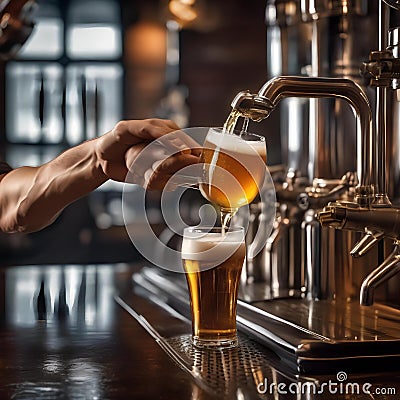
left=199, top=128, right=267, bottom=213
left=181, top=226, right=246, bottom=348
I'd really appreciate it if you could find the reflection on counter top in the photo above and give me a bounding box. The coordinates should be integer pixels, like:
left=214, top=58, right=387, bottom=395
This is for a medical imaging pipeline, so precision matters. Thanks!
left=3, top=264, right=116, bottom=328
left=1, top=263, right=400, bottom=400
left=0, top=263, right=214, bottom=400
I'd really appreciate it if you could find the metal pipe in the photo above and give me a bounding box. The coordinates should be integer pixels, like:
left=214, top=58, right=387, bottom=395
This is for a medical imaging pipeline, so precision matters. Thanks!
left=318, top=204, right=400, bottom=239
left=231, top=76, right=375, bottom=200
left=375, top=1, right=391, bottom=205
left=360, top=243, right=400, bottom=305
left=318, top=201, right=400, bottom=305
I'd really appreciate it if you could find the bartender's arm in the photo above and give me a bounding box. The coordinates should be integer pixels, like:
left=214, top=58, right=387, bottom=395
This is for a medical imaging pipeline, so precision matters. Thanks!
left=0, top=118, right=199, bottom=234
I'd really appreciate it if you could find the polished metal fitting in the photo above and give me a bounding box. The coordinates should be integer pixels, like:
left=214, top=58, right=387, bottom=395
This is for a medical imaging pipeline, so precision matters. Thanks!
left=230, top=91, right=274, bottom=122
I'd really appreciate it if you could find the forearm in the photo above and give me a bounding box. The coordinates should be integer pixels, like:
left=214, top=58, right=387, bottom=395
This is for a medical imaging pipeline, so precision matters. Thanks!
left=0, top=139, right=108, bottom=233
left=0, top=118, right=194, bottom=233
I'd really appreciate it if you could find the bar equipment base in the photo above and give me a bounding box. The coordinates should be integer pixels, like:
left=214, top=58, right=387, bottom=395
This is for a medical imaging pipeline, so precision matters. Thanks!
left=115, top=295, right=305, bottom=399
left=130, top=266, right=400, bottom=375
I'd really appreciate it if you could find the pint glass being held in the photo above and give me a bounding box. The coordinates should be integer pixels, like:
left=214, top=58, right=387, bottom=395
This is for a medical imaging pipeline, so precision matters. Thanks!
left=200, top=128, right=267, bottom=213
left=181, top=226, right=246, bottom=349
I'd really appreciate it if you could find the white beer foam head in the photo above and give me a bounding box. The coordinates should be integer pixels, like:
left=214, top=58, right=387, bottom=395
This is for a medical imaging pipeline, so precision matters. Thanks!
left=206, top=128, right=266, bottom=158
left=181, top=230, right=244, bottom=262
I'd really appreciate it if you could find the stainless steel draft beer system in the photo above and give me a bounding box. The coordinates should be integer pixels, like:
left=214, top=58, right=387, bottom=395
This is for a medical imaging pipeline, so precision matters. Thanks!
left=133, top=0, right=400, bottom=375
left=230, top=0, right=400, bottom=371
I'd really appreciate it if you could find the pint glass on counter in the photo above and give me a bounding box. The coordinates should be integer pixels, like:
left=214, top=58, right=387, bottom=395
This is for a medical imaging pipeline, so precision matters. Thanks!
left=181, top=226, right=246, bottom=349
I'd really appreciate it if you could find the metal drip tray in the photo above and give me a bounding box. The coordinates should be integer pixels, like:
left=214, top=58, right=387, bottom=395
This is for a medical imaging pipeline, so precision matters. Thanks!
left=115, top=282, right=320, bottom=399
left=237, top=299, right=400, bottom=373
left=158, top=334, right=305, bottom=399
left=130, top=266, right=400, bottom=374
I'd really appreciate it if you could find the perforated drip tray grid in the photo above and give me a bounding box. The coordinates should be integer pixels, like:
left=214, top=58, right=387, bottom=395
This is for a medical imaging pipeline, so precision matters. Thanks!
left=115, top=294, right=317, bottom=400
left=163, top=334, right=302, bottom=399
left=126, top=266, right=400, bottom=376
left=116, top=266, right=400, bottom=398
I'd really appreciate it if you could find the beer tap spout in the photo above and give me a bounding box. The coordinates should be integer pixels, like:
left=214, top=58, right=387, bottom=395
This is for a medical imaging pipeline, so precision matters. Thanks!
left=231, top=76, right=375, bottom=202
left=360, top=243, right=400, bottom=306
left=350, top=231, right=385, bottom=258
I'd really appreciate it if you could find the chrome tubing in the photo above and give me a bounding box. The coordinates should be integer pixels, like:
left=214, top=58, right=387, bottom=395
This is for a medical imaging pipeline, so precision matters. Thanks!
left=360, top=243, right=400, bottom=305
left=231, top=76, right=375, bottom=204
left=319, top=202, right=400, bottom=304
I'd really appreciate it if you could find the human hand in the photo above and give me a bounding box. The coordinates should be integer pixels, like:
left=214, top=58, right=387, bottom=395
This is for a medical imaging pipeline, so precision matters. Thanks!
left=95, top=118, right=201, bottom=189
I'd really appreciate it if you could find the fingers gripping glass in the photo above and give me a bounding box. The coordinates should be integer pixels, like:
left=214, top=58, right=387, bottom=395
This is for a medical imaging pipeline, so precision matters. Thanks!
left=122, top=127, right=275, bottom=273
left=168, top=128, right=267, bottom=207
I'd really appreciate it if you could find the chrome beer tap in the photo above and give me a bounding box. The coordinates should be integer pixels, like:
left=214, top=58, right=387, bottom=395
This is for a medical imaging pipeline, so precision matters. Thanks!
left=239, top=69, right=400, bottom=305
left=232, top=4, right=400, bottom=307
left=231, top=75, right=376, bottom=301
left=319, top=1, right=400, bottom=306
left=231, top=76, right=375, bottom=204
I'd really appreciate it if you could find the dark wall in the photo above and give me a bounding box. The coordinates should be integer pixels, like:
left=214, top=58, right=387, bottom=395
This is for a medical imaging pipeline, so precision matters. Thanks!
left=180, top=1, right=268, bottom=127
left=123, top=0, right=281, bottom=163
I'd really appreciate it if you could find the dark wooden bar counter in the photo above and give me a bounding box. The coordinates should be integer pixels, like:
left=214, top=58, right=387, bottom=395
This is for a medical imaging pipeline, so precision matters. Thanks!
left=1, top=263, right=399, bottom=400
left=0, top=263, right=216, bottom=400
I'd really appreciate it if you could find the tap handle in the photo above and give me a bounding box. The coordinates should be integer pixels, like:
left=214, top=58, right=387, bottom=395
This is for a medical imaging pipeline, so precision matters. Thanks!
left=300, top=172, right=358, bottom=210
left=318, top=202, right=400, bottom=240
left=350, top=231, right=385, bottom=258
